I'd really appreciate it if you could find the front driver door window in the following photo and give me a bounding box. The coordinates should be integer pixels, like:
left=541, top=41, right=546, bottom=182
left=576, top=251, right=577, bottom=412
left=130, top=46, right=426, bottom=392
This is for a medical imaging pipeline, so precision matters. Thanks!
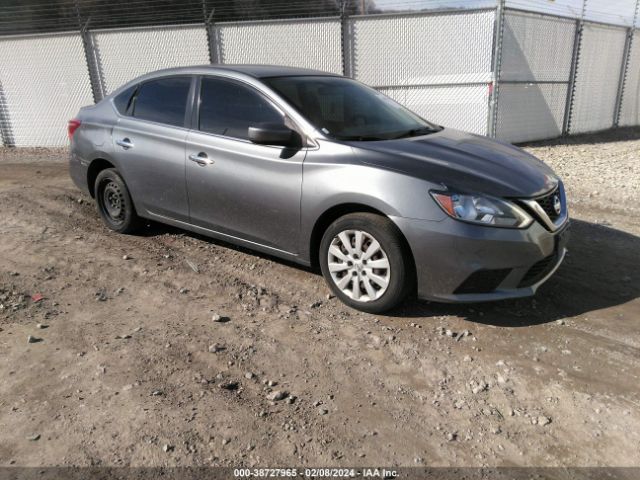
left=199, top=77, right=284, bottom=140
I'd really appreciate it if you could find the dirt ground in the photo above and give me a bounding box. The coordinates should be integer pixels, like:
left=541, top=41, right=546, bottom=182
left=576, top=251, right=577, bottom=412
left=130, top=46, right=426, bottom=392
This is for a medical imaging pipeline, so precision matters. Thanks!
left=0, top=128, right=639, bottom=469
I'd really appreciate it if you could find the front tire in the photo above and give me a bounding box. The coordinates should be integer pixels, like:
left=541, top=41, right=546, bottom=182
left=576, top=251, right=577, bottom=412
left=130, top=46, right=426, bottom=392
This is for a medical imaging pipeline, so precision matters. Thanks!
left=94, top=168, right=141, bottom=234
left=319, top=213, right=411, bottom=313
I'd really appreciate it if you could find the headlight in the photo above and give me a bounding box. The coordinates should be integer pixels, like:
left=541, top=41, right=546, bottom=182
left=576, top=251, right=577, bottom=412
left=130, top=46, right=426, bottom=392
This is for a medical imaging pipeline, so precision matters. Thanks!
left=430, top=190, right=532, bottom=228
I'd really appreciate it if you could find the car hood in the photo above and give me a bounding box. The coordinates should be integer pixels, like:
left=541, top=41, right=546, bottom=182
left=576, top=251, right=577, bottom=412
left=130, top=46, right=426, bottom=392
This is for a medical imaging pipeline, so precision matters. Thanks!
left=349, top=128, right=558, bottom=198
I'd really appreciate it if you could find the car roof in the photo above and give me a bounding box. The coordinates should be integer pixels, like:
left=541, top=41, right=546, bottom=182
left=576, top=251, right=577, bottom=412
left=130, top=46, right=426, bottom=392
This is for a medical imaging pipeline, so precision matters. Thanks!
left=107, top=64, right=344, bottom=99
left=149, top=64, right=340, bottom=79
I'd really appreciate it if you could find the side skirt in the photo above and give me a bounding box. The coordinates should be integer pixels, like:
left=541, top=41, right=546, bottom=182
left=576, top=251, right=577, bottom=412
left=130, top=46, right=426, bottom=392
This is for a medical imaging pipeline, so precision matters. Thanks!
left=142, top=210, right=311, bottom=267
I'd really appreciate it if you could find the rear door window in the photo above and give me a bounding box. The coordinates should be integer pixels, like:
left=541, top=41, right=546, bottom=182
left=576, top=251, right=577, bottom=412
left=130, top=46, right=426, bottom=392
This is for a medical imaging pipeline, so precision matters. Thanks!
left=131, top=77, right=191, bottom=128
left=198, top=77, right=283, bottom=140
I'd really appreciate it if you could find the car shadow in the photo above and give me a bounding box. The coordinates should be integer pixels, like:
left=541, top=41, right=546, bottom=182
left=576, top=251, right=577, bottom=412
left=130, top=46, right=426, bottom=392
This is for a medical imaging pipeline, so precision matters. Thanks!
left=392, top=219, right=640, bottom=326
left=137, top=218, right=639, bottom=328
left=136, top=220, right=316, bottom=273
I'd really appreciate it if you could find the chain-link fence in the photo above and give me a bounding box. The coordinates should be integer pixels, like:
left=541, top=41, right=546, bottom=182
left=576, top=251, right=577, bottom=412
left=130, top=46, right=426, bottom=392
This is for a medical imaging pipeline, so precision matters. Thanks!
left=620, top=30, right=640, bottom=126
left=569, top=23, right=628, bottom=134
left=0, top=32, right=93, bottom=147
left=0, top=0, right=639, bottom=147
left=494, top=10, right=575, bottom=143
left=92, top=25, right=211, bottom=96
left=349, top=9, right=495, bottom=135
left=215, top=17, right=343, bottom=74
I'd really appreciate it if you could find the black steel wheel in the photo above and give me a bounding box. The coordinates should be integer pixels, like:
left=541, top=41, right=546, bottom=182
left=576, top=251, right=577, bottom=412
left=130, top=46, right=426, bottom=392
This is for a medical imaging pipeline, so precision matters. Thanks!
left=94, top=168, right=141, bottom=234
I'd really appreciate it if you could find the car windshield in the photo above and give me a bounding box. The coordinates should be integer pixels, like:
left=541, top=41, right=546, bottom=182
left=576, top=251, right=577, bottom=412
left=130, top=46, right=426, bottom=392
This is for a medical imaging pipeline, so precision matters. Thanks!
left=263, top=76, right=441, bottom=141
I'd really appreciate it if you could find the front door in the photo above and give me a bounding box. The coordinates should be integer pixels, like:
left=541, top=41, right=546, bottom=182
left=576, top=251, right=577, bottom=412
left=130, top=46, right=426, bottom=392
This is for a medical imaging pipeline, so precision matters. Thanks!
left=185, top=76, right=305, bottom=254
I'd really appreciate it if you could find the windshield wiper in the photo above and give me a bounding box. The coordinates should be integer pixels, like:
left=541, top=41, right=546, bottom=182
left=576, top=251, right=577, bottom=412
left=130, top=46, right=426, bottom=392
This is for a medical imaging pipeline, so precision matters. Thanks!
left=391, top=127, right=440, bottom=140
left=339, top=135, right=388, bottom=141
left=338, top=126, right=440, bottom=141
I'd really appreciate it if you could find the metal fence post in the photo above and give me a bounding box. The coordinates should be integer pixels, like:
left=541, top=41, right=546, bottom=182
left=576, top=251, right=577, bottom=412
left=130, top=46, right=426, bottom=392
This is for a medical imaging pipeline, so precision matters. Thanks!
left=203, top=3, right=220, bottom=64
left=0, top=80, right=15, bottom=147
left=487, top=0, right=505, bottom=138
left=80, top=22, right=106, bottom=103
left=613, top=0, right=639, bottom=127
left=75, top=1, right=105, bottom=103
left=340, top=0, right=353, bottom=77
left=562, top=0, right=587, bottom=135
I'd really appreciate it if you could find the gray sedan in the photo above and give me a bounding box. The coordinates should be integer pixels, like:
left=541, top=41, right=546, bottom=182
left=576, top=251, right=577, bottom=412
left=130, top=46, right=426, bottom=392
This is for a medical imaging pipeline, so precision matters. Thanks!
left=68, top=65, right=569, bottom=313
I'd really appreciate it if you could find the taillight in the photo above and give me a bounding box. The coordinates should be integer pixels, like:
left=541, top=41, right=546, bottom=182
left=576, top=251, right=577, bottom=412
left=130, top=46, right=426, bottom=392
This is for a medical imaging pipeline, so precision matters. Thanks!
left=68, top=119, right=81, bottom=140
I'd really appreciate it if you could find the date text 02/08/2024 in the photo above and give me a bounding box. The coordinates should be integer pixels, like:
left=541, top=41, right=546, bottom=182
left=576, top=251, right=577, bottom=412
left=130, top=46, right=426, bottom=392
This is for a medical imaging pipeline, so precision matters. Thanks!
left=233, top=468, right=399, bottom=478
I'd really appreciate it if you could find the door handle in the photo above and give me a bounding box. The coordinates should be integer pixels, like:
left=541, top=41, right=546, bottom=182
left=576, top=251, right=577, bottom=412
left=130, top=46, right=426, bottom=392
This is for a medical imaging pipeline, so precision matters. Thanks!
left=188, top=152, right=214, bottom=166
left=116, top=138, right=134, bottom=149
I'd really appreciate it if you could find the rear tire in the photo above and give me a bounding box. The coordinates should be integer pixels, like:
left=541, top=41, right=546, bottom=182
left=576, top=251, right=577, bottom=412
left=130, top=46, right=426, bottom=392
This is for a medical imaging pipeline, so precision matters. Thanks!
left=319, top=213, right=411, bottom=313
left=94, top=168, right=141, bottom=234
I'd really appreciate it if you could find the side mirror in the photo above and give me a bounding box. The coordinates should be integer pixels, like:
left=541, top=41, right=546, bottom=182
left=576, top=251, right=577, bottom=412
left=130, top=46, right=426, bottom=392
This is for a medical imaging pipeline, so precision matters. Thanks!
left=248, top=123, right=295, bottom=146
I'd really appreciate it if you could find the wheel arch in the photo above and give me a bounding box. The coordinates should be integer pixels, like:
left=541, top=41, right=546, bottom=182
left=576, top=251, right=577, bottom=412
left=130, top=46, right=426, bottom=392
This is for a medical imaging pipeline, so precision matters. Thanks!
left=309, top=204, right=417, bottom=295
left=87, top=158, right=116, bottom=198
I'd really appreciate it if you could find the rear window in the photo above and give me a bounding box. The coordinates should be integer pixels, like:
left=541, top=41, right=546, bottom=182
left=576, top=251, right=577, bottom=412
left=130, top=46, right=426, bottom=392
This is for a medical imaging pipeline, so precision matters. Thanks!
left=131, top=77, right=191, bottom=127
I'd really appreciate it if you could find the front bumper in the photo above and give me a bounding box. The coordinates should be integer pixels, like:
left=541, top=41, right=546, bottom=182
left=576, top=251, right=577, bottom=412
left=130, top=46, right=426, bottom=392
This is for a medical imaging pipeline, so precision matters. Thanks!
left=392, top=215, right=570, bottom=303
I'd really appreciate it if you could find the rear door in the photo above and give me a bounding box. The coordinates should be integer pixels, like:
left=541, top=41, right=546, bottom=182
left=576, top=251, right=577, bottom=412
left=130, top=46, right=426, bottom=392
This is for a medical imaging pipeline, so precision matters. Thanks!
left=185, top=76, right=305, bottom=254
left=112, top=76, right=193, bottom=222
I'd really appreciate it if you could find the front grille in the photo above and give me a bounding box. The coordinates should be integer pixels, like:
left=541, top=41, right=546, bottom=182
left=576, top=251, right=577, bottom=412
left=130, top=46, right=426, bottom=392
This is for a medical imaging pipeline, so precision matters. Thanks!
left=535, top=187, right=561, bottom=222
left=518, top=254, right=557, bottom=288
left=454, top=268, right=511, bottom=294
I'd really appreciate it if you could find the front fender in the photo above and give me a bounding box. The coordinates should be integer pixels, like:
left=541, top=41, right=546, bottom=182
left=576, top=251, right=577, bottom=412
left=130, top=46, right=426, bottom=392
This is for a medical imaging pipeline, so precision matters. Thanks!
left=300, top=151, right=446, bottom=262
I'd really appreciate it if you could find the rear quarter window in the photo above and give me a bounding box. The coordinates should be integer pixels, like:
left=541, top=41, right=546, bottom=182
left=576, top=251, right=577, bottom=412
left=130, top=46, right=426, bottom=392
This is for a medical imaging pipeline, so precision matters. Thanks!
left=113, top=85, right=136, bottom=115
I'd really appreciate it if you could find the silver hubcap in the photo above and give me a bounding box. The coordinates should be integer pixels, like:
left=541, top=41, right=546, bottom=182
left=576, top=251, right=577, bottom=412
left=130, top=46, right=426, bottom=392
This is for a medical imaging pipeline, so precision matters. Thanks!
left=327, top=229, right=391, bottom=302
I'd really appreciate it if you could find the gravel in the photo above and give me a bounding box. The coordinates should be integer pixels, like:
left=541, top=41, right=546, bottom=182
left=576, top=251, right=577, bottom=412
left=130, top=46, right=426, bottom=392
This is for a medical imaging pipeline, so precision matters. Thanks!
left=0, top=147, right=67, bottom=163
left=522, top=127, right=640, bottom=215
